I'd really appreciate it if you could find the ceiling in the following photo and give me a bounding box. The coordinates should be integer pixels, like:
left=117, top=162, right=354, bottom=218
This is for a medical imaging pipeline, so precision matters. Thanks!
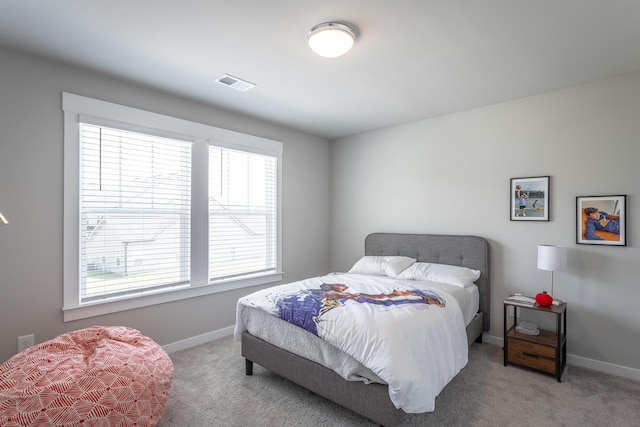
left=1, top=1, right=640, bottom=140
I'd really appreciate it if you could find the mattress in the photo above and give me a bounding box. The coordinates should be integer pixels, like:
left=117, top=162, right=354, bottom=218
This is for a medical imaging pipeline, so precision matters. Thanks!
left=239, top=277, right=479, bottom=386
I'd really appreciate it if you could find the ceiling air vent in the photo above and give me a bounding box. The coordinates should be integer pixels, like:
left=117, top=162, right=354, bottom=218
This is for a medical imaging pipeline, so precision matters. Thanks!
left=215, top=74, right=255, bottom=92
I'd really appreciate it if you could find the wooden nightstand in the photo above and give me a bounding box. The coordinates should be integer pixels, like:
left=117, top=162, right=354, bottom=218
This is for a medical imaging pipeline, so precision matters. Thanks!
left=503, top=298, right=567, bottom=382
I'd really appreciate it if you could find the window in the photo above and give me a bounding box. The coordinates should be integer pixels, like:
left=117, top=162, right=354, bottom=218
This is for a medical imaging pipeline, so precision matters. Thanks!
left=79, top=124, right=192, bottom=302
left=208, top=147, right=278, bottom=280
left=63, top=93, right=282, bottom=321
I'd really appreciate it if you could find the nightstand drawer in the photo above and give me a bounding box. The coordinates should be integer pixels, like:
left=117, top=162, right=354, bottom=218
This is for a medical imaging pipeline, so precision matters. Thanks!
left=507, top=337, right=556, bottom=375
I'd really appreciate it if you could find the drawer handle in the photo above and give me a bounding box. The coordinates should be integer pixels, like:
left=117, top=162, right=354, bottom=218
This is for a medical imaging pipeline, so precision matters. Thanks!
left=523, top=352, right=555, bottom=361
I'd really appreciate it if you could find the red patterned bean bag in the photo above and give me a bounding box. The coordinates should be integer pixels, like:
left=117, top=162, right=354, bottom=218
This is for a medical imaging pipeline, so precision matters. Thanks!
left=0, top=326, right=173, bottom=427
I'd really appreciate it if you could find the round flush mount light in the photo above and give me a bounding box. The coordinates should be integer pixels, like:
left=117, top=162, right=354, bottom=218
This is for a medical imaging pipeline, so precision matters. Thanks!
left=307, top=22, right=356, bottom=58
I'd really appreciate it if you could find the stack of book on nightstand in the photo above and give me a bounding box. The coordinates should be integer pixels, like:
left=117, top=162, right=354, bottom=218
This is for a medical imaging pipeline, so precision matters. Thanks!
left=515, top=321, right=540, bottom=336
left=504, top=294, right=537, bottom=307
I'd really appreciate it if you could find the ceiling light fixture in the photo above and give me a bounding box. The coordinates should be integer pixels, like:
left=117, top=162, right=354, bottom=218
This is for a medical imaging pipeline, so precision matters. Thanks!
left=307, top=22, right=355, bottom=58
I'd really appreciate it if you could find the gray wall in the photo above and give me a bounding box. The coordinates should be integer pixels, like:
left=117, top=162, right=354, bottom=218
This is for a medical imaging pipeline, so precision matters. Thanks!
left=330, top=73, right=640, bottom=375
left=2, top=43, right=639, bottom=379
left=0, top=47, right=331, bottom=363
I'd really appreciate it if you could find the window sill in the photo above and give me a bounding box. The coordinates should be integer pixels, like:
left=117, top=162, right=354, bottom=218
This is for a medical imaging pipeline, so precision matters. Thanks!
left=63, top=272, right=283, bottom=322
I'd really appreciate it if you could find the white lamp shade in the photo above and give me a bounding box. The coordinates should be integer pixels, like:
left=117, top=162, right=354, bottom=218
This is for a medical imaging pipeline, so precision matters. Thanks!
left=308, top=23, right=355, bottom=58
left=537, top=245, right=567, bottom=271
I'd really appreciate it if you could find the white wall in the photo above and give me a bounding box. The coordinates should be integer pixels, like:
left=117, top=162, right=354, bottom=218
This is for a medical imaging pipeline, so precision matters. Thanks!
left=2, top=43, right=639, bottom=380
left=330, top=73, right=640, bottom=376
left=0, top=47, right=331, bottom=363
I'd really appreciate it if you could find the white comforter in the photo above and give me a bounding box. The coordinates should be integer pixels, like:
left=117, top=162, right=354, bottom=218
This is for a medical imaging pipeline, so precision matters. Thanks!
left=235, top=273, right=469, bottom=413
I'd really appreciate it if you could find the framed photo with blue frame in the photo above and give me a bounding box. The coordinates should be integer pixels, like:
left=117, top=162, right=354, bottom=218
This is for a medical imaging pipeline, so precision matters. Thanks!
left=576, top=195, right=626, bottom=246
left=510, top=176, right=549, bottom=221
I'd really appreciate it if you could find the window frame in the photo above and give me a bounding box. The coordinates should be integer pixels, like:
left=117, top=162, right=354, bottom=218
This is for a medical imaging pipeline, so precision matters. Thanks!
left=63, top=93, right=282, bottom=322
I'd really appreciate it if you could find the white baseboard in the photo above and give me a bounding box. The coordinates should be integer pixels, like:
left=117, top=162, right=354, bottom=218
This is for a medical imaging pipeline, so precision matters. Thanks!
left=481, top=333, right=504, bottom=348
left=566, top=353, right=640, bottom=381
left=483, top=333, right=640, bottom=382
left=163, top=329, right=640, bottom=382
left=162, top=326, right=234, bottom=354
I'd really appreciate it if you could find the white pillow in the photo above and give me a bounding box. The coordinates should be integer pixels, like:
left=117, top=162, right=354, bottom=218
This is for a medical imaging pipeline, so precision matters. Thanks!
left=348, top=256, right=416, bottom=277
left=396, top=262, right=481, bottom=288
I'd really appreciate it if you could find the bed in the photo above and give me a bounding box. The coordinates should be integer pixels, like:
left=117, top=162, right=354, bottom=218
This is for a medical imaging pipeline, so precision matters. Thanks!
left=235, top=233, right=490, bottom=426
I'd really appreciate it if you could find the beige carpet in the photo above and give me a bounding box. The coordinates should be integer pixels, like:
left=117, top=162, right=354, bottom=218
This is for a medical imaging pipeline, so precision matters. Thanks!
left=157, top=336, right=640, bottom=426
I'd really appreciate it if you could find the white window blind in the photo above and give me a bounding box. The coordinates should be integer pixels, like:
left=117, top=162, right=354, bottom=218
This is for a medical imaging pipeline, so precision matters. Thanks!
left=208, top=146, right=278, bottom=280
left=64, top=92, right=282, bottom=321
left=79, top=123, right=192, bottom=302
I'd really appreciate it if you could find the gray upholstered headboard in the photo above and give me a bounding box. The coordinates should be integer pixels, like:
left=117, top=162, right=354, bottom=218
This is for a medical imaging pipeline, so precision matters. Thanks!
left=365, top=233, right=490, bottom=331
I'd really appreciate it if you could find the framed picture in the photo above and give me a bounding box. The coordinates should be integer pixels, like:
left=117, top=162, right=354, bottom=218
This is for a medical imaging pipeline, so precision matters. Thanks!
left=576, top=195, right=626, bottom=246
left=510, top=176, right=549, bottom=221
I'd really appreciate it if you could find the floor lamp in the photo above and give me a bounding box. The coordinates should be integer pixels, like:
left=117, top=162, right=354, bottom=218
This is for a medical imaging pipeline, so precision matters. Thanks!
left=537, top=245, right=567, bottom=305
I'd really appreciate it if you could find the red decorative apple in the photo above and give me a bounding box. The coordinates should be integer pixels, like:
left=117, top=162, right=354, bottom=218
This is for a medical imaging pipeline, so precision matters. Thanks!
left=536, top=291, right=553, bottom=307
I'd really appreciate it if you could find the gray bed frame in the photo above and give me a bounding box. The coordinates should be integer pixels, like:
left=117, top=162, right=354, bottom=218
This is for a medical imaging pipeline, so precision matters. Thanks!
left=242, top=233, right=490, bottom=426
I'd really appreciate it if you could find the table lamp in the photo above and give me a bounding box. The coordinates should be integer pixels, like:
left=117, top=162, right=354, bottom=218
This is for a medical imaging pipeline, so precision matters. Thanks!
left=537, top=244, right=567, bottom=305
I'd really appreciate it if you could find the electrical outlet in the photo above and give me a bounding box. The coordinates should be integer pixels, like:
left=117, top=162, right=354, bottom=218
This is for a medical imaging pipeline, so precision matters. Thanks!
left=17, top=334, right=34, bottom=352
